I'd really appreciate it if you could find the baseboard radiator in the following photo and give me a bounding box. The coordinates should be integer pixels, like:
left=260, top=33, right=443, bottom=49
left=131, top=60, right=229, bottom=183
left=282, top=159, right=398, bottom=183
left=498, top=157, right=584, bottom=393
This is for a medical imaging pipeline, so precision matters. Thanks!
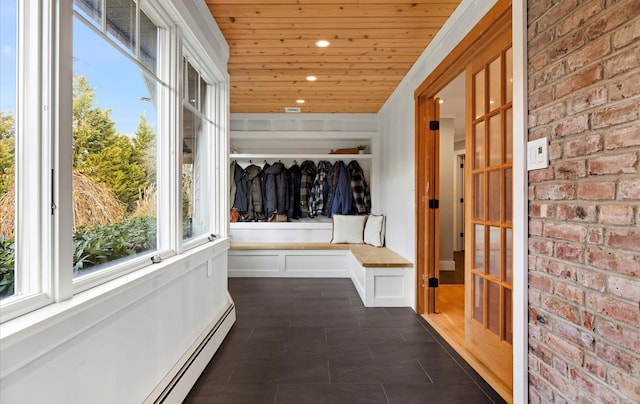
left=146, top=298, right=236, bottom=404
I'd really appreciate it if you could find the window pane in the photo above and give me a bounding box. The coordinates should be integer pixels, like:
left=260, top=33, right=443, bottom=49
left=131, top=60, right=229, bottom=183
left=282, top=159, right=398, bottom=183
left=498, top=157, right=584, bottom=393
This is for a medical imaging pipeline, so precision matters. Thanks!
left=505, top=167, right=512, bottom=222
left=505, top=108, right=513, bottom=163
left=106, top=0, right=136, bottom=56
left=0, top=0, right=17, bottom=301
left=489, top=114, right=501, bottom=166
left=73, top=15, right=158, bottom=278
left=473, top=274, right=484, bottom=323
left=139, top=10, right=158, bottom=74
left=74, top=0, right=102, bottom=29
left=182, top=61, right=212, bottom=242
left=487, top=281, right=500, bottom=336
left=488, top=169, right=500, bottom=222
left=474, top=69, right=484, bottom=119
left=474, top=173, right=484, bottom=220
left=488, top=226, right=501, bottom=278
left=504, top=288, right=513, bottom=344
left=505, top=228, right=513, bottom=284
left=488, top=56, right=501, bottom=111
left=474, top=121, right=485, bottom=169
left=505, top=47, right=513, bottom=104
left=474, top=224, right=484, bottom=272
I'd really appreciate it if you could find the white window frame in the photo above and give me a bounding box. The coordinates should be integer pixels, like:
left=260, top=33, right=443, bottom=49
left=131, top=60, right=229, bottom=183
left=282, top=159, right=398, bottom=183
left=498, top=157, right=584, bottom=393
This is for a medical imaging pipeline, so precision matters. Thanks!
left=0, top=0, right=228, bottom=323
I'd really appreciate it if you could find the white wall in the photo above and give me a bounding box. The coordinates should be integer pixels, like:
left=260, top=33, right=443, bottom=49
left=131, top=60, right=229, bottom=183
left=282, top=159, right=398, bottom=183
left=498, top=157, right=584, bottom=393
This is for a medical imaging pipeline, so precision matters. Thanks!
left=377, top=0, right=499, bottom=308
left=439, top=118, right=455, bottom=266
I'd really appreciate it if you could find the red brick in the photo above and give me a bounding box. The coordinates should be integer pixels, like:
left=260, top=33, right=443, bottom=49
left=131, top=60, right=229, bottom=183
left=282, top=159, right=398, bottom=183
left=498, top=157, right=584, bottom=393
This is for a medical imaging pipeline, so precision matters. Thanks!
left=542, top=295, right=581, bottom=324
left=537, top=0, right=579, bottom=33
left=604, top=125, right=640, bottom=150
left=605, top=43, right=640, bottom=79
left=556, top=242, right=585, bottom=263
left=530, top=220, right=544, bottom=236
left=553, top=356, right=569, bottom=377
left=618, top=178, right=640, bottom=199
left=568, top=366, right=597, bottom=395
left=592, top=99, right=639, bottom=129
left=544, top=259, right=576, bottom=280
left=556, top=281, right=586, bottom=305
left=609, top=369, right=640, bottom=402
left=557, top=0, right=603, bottom=37
left=584, top=354, right=607, bottom=380
left=556, top=65, right=603, bottom=98
left=540, top=362, right=579, bottom=401
left=586, top=0, right=640, bottom=40
left=528, top=0, right=553, bottom=25
left=582, top=310, right=596, bottom=330
left=588, top=152, right=638, bottom=175
left=607, top=275, right=640, bottom=303
left=529, top=287, right=542, bottom=306
left=529, top=51, right=550, bottom=74
left=554, top=114, right=590, bottom=137
left=549, top=142, right=563, bottom=161
left=566, top=36, right=611, bottom=73
left=609, top=71, right=640, bottom=102
left=606, top=228, right=640, bottom=252
left=529, top=203, right=556, bottom=218
left=596, top=342, right=637, bottom=374
left=587, top=227, right=604, bottom=244
left=586, top=293, right=640, bottom=326
left=564, top=134, right=602, bottom=157
left=529, top=28, right=556, bottom=59
left=550, top=32, right=586, bottom=63
left=545, top=222, right=586, bottom=242
left=597, top=320, right=640, bottom=353
left=529, top=87, right=555, bottom=110
left=599, top=204, right=635, bottom=224
left=577, top=181, right=616, bottom=200
left=575, top=268, right=606, bottom=292
left=529, top=272, right=554, bottom=293
left=529, top=372, right=555, bottom=402
left=557, top=204, right=597, bottom=222
left=531, top=339, right=555, bottom=365
left=529, top=166, right=555, bottom=182
left=555, top=160, right=586, bottom=179
left=534, top=61, right=566, bottom=89
left=530, top=237, right=555, bottom=256
left=537, top=183, right=577, bottom=200
left=586, top=247, right=639, bottom=276
left=612, top=16, right=640, bottom=49
left=536, top=102, right=567, bottom=125
left=566, top=86, right=608, bottom=115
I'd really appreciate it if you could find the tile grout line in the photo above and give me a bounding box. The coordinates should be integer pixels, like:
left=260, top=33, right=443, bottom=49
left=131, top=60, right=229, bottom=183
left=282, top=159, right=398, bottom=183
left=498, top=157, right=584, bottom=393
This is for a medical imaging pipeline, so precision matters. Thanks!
left=416, top=358, right=434, bottom=383
left=380, top=383, right=391, bottom=404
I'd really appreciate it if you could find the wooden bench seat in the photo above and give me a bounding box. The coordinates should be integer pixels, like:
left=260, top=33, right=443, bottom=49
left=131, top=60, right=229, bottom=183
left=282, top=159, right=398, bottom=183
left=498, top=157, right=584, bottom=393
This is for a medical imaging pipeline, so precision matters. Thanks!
left=228, top=242, right=413, bottom=307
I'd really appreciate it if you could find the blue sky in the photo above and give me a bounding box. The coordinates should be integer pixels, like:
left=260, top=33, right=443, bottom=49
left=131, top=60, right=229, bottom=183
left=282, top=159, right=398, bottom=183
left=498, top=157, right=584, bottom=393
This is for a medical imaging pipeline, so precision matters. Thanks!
left=1, top=2, right=156, bottom=135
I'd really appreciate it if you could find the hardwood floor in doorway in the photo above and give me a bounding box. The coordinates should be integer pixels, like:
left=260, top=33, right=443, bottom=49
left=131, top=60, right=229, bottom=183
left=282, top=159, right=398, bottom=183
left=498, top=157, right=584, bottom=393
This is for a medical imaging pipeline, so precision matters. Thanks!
left=439, top=251, right=465, bottom=285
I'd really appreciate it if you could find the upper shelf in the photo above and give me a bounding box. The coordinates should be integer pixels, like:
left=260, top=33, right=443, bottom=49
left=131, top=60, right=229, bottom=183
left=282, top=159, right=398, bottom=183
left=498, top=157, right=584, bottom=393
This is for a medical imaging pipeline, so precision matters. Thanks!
left=230, top=153, right=372, bottom=161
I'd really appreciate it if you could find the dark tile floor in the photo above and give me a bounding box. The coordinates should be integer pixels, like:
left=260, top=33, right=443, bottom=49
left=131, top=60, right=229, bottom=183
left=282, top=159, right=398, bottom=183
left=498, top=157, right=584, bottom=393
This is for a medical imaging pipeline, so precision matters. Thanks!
left=184, top=278, right=506, bottom=404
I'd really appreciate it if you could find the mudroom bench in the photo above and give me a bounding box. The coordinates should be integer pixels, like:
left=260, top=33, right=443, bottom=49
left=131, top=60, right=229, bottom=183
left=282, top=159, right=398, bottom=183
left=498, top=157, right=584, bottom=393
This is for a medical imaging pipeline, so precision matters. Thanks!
left=228, top=242, right=413, bottom=307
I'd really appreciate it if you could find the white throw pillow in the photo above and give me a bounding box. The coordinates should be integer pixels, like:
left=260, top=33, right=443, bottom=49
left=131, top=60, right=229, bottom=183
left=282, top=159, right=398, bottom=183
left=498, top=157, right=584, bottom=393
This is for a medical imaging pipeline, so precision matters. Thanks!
left=331, top=214, right=366, bottom=244
left=364, top=214, right=386, bottom=247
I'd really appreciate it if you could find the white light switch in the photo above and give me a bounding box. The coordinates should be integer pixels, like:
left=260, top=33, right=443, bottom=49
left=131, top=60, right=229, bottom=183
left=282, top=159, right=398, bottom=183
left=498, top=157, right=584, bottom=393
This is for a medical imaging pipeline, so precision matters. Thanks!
left=527, top=137, right=549, bottom=170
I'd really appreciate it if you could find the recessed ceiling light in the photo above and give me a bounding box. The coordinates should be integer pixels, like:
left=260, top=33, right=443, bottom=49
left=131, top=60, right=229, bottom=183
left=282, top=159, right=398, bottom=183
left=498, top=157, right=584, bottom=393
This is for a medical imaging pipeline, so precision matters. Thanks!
left=306, top=75, right=317, bottom=81
left=316, top=40, right=330, bottom=48
left=296, top=99, right=305, bottom=104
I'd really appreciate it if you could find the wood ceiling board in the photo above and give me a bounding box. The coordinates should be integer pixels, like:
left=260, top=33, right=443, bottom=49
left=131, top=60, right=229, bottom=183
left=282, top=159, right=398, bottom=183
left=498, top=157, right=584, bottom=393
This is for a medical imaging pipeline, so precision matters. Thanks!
left=206, top=0, right=462, bottom=113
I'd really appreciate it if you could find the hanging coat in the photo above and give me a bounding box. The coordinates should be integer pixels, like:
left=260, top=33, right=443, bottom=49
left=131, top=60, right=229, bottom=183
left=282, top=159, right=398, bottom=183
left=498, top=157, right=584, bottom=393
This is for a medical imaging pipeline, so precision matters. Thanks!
left=263, top=162, right=288, bottom=218
left=232, top=161, right=248, bottom=213
left=348, top=160, right=371, bottom=214
left=299, top=160, right=317, bottom=218
left=245, top=164, right=264, bottom=221
left=309, top=160, right=330, bottom=218
left=286, top=163, right=302, bottom=219
left=330, top=161, right=352, bottom=217
left=323, top=161, right=336, bottom=217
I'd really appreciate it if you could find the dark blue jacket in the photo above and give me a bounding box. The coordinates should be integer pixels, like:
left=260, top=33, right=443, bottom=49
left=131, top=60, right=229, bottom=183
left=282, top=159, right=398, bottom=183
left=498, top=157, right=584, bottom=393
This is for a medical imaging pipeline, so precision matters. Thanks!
left=330, top=161, right=352, bottom=217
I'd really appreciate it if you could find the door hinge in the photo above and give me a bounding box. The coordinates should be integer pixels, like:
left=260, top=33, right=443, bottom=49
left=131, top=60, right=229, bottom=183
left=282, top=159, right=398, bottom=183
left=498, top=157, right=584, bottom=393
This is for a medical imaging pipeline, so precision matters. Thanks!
left=460, top=163, right=464, bottom=168
left=429, top=199, right=439, bottom=209
left=51, top=169, right=56, bottom=215
left=429, top=120, right=439, bottom=131
left=459, top=198, right=464, bottom=203
left=460, top=232, right=464, bottom=238
left=428, top=277, right=439, bottom=288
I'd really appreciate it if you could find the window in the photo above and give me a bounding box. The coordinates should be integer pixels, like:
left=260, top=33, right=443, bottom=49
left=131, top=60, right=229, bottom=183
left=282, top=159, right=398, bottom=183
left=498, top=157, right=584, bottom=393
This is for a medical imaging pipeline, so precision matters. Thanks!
left=0, top=0, right=16, bottom=301
left=0, top=0, right=226, bottom=321
left=72, top=0, right=160, bottom=281
left=182, top=58, right=212, bottom=242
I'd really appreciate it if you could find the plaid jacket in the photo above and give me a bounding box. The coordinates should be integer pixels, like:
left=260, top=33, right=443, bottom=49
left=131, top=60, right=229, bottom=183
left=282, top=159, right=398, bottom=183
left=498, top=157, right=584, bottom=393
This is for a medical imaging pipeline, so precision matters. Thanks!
left=299, top=160, right=316, bottom=217
left=309, top=160, right=331, bottom=217
left=348, top=160, right=371, bottom=214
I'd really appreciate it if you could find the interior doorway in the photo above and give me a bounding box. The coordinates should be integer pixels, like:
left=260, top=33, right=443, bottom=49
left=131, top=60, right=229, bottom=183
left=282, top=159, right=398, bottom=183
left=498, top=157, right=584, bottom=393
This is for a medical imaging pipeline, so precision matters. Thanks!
left=414, top=0, right=513, bottom=401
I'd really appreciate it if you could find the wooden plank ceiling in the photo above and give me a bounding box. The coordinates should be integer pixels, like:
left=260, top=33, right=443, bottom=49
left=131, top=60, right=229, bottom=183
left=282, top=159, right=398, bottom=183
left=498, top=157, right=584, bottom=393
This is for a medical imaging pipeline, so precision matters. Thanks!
left=206, top=1, right=462, bottom=113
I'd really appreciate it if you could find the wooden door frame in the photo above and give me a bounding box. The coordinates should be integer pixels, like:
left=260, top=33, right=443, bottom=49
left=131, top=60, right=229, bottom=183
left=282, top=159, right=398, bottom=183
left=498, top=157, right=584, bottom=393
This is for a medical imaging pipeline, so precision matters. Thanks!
left=414, top=0, right=511, bottom=315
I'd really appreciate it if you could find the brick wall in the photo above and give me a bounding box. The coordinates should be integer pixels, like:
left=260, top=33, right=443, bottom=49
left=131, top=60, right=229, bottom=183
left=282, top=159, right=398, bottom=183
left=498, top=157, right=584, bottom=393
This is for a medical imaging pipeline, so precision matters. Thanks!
left=527, top=0, right=640, bottom=402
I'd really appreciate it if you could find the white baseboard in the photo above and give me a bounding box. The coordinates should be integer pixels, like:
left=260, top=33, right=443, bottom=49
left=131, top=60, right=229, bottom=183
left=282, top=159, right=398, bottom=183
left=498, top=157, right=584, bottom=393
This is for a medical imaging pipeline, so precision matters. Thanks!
left=145, top=298, right=236, bottom=404
left=439, top=260, right=456, bottom=272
